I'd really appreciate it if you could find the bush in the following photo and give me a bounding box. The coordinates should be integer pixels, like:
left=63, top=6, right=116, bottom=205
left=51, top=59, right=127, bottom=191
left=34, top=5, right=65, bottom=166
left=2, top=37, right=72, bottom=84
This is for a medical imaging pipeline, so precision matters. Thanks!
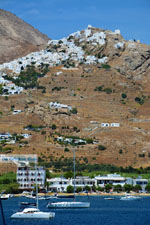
left=71, top=108, right=78, bottom=114
left=98, top=145, right=106, bottom=151
left=51, top=124, right=57, bottom=130
left=119, top=149, right=123, bottom=154
left=83, top=157, right=88, bottom=164
left=64, top=147, right=70, bottom=152
left=103, top=88, right=112, bottom=94
left=138, top=153, right=145, bottom=158
left=135, top=97, right=144, bottom=105
left=101, top=64, right=111, bottom=69
left=121, top=93, right=127, bottom=99
left=94, top=86, right=103, bottom=92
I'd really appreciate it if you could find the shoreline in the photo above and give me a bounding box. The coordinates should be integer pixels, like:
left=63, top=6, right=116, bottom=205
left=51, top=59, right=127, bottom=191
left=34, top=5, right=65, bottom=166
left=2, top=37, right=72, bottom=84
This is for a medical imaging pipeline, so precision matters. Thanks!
left=14, top=192, right=150, bottom=197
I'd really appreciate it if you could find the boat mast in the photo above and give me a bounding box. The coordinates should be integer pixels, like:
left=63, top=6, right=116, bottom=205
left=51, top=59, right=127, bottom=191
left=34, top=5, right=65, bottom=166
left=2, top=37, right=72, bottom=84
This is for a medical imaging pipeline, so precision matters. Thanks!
left=0, top=198, right=6, bottom=225
left=73, top=149, right=76, bottom=200
left=35, top=158, right=38, bottom=209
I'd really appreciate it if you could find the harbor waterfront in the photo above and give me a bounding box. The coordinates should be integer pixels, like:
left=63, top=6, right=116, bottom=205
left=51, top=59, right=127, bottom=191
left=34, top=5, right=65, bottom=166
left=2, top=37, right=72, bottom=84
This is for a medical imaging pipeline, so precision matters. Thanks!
left=1, top=196, right=150, bottom=225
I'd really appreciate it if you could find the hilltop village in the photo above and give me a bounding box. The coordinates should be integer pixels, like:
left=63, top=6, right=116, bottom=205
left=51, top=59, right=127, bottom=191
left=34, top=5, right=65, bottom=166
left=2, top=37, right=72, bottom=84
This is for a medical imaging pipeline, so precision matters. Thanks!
left=0, top=25, right=122, bottom=96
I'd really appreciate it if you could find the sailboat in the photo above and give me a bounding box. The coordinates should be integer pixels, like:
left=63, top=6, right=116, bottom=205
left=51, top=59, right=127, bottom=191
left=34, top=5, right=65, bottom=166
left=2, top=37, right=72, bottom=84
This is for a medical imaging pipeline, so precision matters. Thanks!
left=47, top=149, right=90, bottom=209
left=11, top=161, right=55, bottom=219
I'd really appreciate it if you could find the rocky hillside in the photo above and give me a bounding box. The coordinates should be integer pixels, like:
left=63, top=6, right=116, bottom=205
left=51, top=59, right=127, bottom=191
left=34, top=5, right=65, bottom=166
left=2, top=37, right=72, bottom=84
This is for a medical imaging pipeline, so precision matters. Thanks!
left=0, top=24, right=150, bottom=170
left=0, top=9, right=49, bottom=64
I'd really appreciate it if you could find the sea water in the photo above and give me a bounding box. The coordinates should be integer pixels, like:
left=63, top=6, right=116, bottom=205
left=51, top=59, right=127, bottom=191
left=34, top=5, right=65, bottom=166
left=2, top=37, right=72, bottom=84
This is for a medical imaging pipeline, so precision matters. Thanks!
left=1, top=196, right=150, bottom=225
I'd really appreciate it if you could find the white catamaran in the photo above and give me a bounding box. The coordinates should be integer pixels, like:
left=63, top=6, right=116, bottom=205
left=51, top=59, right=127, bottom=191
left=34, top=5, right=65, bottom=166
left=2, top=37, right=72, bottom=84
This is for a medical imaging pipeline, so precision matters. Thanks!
left=47, top=149, right=90, bottom=209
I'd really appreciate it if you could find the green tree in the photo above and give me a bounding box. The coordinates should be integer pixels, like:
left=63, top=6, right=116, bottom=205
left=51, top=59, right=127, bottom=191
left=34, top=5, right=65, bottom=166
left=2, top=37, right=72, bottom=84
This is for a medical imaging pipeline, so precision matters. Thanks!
left=133, top=184, right=142, bottom=193
left=64, top=171, right=73, bottom=179
left=5, top=183, right=19, bottom=194
left=113, top=184, right=123, bottom=193
left=96, top=186, right=104, bottom=192
left=46, top=169, right=52, bottom=179
left=76, top=187, right=82, bottom=193
left=92, top=184, right=96, bottom=192
left=123, top=184, right=133, bottom=193
left=84, top=185, right=91, bottom=192
left=145, top=184, right=150, bottom=192
left=67, top=185, right=74, bottom=193
left=105, top=184, right=112, bottom=193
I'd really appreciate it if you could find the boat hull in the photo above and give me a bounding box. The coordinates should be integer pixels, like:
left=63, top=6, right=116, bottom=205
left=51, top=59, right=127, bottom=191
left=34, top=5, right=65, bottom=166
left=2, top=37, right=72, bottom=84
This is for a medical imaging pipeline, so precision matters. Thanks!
left=120, top=196, right=141, bottom=200
left=11, top=212, right=55, bottom=219
left=47, top=201, right=90, bottom=208
left=57, top=195, right=75, bottom=199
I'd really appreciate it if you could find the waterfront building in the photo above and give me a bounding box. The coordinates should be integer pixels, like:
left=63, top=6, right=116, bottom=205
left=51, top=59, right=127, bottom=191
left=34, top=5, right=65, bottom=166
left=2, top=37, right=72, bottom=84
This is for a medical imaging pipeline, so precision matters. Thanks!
left=47, top=177, right=70, bottom=192
left=71, top=176, right=95, bottom=190
left=17, top=166, right=45, bottom=190
left=133, top=177, right=148, bottom=191
left=95, top=174, right=126, bottom=187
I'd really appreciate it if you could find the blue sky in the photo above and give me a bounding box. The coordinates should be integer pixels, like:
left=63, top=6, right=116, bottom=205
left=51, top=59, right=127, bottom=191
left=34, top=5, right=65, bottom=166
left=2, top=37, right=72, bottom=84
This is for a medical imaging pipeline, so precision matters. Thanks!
left=0, top=0, right=150, bottom=44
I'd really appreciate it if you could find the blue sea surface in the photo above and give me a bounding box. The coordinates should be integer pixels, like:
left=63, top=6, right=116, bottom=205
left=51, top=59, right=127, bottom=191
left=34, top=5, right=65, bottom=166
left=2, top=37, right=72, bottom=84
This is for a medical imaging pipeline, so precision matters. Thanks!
left=1, top=195, right=150, bottom=225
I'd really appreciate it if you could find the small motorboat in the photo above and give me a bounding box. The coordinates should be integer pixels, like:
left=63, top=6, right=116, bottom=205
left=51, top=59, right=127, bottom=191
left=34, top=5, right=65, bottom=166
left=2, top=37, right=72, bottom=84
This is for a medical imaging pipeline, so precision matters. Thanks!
left=25, top=195, right=52, bottom=200
left=0, top=194, right=11, bottom=200
left=104, top=197, right=115, bottom=200
left=57, top=194, right=75, bottom=199
left=120, top=194, right=141, bottom=200
left=20, top=202, right=36, bottom=206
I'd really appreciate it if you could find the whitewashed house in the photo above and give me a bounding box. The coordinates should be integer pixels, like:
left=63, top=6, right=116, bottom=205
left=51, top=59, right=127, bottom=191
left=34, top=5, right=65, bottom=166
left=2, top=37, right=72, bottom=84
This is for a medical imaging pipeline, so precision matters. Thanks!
left=110, top=123, right=120, bottom=127
left=101, top=123, right=110, bottom=127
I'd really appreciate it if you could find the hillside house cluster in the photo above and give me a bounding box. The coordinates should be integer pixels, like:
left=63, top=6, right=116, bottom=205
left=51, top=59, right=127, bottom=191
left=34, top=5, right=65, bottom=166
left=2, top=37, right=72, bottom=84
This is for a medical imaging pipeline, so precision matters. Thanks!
left=0, top=132, right=31, bottom=144
left=0, top=132, right=12, bottom=141
left=57, top=136, right=87, bottom=145
left=0, top=72, right=23, bottom=96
